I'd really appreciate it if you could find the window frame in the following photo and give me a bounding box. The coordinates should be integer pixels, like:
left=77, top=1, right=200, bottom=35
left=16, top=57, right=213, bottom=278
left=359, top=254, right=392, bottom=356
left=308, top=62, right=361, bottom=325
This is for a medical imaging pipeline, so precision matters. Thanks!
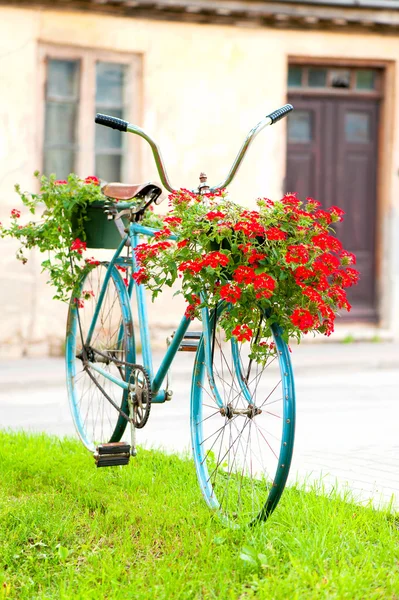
left=38, top=44, right=143, bottom=183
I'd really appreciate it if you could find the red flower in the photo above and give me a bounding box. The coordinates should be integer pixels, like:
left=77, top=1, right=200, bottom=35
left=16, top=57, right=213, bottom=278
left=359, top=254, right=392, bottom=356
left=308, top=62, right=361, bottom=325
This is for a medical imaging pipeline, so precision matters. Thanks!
left=202, top=251, right=229, bottom=269
left=154, top=228, right=171, bottom=239
left=290, top=307, right=318, bottom=332
left=11, top=209, right=21, bottom=218
left=184, top=295, right=201, bottom=319
left=282, top=193, right=300, bottom=207
left=327, top=285, right=351, bottom=311
left=178, top=259, right=204, bottom=274
left=285, top=244, right=309, bottom=265
left=164, top=216, right=182, bottom=227
left=84, top=176, right=100, bottom=185
left=132, top=268, right=148, bottom=285
left=206, top=211, right=226, bottom=220
left=340, top=250, right=356, bottom=266
left=177, top=239, right=188, bottom=249
left=82, top=290, right=95, bottom=300
left=219, top=284, right=241, bottom=303
left=314, top=253, right=341, bottom=275
left=329, top=205, right=345, bottom=222
left=70, top=238, right=87, bottom=255
left=314, top=209, right=332, bottom=225
left=85, top=257, right=100, bottom=266
left=333, top=268, right=360, bottom=288
left=248, top=250, right=267, bottom=266
left=306, top=198, right=322, bottom=211
left=232, top=266, right=256, bottom=285
left=301, top=286, right=324, bottom=306
left=293, top=266, right=314, bottom=284
left=312, top=234, right=342, bottom=253
left=265, top=227, right=287, bottom=241
left=55, top=180, right=68, bottom=186
left=74, top=297, right=84, bottom=309
left=252, top=273, right=276, bottom=299
left=232, top=324, right=253, bottom=342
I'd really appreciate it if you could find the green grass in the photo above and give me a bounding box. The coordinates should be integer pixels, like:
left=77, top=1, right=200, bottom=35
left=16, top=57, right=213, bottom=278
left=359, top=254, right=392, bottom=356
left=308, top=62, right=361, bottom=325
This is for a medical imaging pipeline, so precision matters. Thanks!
left=0, top=431, right=398, bottom=599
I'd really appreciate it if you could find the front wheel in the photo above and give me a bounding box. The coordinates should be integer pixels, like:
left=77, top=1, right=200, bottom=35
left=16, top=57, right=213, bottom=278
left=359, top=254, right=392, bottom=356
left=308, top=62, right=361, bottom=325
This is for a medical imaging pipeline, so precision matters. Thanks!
left=190, top=305, right=295, bottom=526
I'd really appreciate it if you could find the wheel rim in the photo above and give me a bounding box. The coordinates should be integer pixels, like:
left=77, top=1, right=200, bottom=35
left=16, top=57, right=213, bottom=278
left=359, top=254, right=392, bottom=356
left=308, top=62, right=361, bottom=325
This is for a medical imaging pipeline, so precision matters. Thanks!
left=191, top=308, right=295, bottom=526
left=65, top=264, right=135, bottom=451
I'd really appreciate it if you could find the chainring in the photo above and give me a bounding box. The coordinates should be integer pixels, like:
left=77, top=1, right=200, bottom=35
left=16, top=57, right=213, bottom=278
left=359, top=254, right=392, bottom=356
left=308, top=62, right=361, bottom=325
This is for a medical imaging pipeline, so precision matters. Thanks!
left=127, top=364, right=152, bottom=429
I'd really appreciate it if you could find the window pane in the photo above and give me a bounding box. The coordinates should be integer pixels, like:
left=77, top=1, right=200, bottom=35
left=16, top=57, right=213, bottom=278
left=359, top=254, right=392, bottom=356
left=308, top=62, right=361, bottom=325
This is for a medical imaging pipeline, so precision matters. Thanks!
left=45, top=102, right=78, bottom=145
left=356, top=70, right=375, bottom=90
left=95, top=63, right=127, bottom=182
left=96, top=62, right=126, bottom=106
left=308, top=68, right=327, bottom=88
left=44, top=149, right=74, bottom=179
left=288, top=111, right=312, bottom=143
left=95, top=155, right=122, bottom=183
left=331, top=69, right=350, bottom=89
left=47, top=59, right=79, bottom=98
left=345, top=112, right=370, bottom=143
left=44, top=59, right=80, bottom=178
left=288, top=66, right=302, bottom=87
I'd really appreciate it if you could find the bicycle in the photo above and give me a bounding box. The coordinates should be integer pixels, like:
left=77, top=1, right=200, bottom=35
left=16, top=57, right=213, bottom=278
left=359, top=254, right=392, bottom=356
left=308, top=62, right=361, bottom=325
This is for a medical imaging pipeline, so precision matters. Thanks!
left=65, top=104, right=296, bottom=526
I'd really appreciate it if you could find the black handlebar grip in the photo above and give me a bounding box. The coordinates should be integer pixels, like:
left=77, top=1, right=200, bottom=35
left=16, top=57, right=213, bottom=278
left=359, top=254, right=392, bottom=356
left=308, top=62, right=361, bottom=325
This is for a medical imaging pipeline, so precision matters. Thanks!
left=95, top=113, right=128, bottom=132
left=266, top=104, right=294, bottom=124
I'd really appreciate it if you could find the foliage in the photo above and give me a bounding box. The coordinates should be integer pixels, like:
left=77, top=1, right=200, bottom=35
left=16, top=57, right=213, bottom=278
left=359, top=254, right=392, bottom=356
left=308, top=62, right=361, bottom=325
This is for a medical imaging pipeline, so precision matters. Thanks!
left=134, top=189, right=359, bottom=360
left=0, top=173, right=162, bottom=302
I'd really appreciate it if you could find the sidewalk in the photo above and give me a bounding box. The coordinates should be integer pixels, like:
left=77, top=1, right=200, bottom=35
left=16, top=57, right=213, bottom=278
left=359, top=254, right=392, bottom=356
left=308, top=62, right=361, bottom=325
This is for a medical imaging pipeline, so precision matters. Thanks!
left=0, top=341, right=398, bottom=510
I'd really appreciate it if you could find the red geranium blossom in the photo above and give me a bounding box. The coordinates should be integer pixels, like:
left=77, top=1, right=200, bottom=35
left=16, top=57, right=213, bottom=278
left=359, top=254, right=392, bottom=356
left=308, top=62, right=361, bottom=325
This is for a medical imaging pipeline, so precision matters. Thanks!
left=202, top=251, right=229, bottom=269
left=84, top=176, right=100, bottom=185
left=233, top=266, right=256, bottom=285
left=85, top=257, right=100, bottom=266
left=132, top=267, right=148, bottom=285
left=184, top=294, right=200, bottom=319
left=55, top=180, right=67, bottom=186
left=219, top=284, right=241, bottom=303
left=11, top=209, right=21, bottom=218
left=70, top=238, right=87, bottom=255
left=232, top=324, right=253, bottom=342
left=266, top=227, right=287, bottom=241
left=206, top=211, right=226, bottom=220
left=290, top=307, right=319, bottom=332
left=285, top=244, right=309, bottom=265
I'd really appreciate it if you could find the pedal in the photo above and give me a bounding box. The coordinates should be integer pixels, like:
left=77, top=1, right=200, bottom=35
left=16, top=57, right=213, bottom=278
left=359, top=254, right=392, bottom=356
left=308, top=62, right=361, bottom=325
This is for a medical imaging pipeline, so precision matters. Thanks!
left=94, top=442, right=131, bottom=468
left=172, top=331, right=202, bottom=352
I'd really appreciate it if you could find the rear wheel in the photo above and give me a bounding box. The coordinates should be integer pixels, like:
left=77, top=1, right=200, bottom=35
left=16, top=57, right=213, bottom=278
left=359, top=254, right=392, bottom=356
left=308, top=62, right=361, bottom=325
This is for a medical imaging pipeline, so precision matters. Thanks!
left=65, top=263, right=135, bottom=451
left=191, top=305, right=295, bottom=526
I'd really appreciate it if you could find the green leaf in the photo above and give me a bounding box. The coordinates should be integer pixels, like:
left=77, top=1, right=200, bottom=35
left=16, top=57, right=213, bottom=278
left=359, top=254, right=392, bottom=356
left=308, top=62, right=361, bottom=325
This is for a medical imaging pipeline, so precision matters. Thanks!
left=57, top=546, right=69, bottom=561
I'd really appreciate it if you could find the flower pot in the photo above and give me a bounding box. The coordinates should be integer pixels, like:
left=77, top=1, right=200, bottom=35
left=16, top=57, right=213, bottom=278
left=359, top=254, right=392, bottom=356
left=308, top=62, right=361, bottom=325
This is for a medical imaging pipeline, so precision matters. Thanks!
left=72, top=202, right=128, bottom=249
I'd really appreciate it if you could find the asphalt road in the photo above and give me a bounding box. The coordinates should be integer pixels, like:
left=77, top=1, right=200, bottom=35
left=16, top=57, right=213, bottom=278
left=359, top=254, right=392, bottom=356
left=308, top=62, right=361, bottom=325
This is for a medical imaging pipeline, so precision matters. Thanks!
left=1, top=341, right=398, bottom=510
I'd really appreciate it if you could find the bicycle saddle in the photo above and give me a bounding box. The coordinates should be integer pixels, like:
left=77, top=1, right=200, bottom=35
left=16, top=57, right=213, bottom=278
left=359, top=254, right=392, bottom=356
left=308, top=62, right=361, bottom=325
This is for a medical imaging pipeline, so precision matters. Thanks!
left=102, top=182, right=163, bottom=203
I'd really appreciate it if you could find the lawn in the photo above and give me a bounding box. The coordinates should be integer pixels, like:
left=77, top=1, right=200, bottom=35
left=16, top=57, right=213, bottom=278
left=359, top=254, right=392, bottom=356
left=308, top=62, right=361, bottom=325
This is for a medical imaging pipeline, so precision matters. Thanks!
left=0, top=431, right=398, bottom=599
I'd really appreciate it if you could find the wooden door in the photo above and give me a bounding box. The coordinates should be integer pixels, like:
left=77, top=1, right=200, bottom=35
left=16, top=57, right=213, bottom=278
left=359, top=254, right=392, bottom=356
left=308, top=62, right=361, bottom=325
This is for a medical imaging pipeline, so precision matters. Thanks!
left=286, top=95, right=379, bottom=321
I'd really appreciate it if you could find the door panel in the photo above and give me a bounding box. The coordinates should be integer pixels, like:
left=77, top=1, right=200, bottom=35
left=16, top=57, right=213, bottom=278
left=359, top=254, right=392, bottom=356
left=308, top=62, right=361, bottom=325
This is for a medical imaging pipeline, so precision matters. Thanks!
left=286, top=95, right=379, bottom=321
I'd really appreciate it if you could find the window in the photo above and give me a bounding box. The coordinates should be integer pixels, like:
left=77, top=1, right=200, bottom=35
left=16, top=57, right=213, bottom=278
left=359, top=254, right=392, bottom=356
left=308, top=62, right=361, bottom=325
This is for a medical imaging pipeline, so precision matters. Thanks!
left=41, top=46, right=140, bottom=183
left=287, top=64, right=380, bottom=95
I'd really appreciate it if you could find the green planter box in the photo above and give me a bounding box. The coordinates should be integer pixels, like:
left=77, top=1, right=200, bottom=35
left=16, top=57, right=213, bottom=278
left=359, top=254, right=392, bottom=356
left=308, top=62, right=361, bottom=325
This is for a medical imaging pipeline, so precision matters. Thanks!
left=72, top=202, right=127, bottom=249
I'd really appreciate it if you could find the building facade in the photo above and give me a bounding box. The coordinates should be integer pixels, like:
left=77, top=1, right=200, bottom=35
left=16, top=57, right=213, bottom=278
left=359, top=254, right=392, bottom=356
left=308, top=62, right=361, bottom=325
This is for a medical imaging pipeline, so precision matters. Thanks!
left=0, top=0, right=398, bottom=356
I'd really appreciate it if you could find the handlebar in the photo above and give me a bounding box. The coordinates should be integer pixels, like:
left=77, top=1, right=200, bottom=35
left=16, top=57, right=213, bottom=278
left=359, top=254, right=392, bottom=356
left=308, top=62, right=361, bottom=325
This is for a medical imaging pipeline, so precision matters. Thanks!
left=95, top=103, right=293, bottom=194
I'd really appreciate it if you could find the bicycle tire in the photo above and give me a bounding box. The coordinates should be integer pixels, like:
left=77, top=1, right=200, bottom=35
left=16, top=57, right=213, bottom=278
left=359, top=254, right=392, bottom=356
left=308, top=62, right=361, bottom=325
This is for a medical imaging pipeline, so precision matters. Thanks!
left=65, top=263, right=135, bottom=452
left=190, top=304, right=295, bottom=526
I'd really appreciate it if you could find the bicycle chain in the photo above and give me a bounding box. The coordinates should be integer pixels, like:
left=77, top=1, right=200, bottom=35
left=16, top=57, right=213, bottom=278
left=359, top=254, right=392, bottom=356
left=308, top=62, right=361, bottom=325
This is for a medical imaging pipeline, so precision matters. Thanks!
left=87, top=348, right=152, bottom=428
